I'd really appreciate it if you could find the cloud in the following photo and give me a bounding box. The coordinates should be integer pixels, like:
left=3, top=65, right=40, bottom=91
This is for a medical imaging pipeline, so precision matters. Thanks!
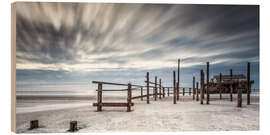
left=15, top=2, right=259, bottom=74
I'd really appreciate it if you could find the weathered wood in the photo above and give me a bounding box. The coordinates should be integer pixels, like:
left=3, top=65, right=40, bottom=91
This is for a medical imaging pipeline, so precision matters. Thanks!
left=69, top=121, right=78, bottom=132
left=93, top=102, right=134, bottom=107
left=183, top=88, right=185, bottom=96
left=230, top=69, right=233, bottom=101
left=155, top=76, right=157, bottom=101
left=93, top=81, right=144, bottom=88
left=163, top=87, right=165, bottom=97
left=196, top=82, right=199, bottom=101
left=167, top=88, right=170, bottom=96
left=141, top=87, right=143, bottom=101
left=247, top=62, right=250, bottom=105
left=127, top=83, right=132, bottom=112
left=159, top=79, right=162, bottom=99
left=219, top=73, right=222, bottom=100
left=206, top=62, right=209, bottom=104
left=237, top=81, right=242, bottom=107
left=146, top=72, right=150, bottom=104
left=200, top=70, right=204, bottom=104
left=177, top=59, right=180, bottom=101
left=173, top=71, right=176, bottom=104
left=97, top=83, right=102, bottom=111
left=189, top=88, right=191, bottom=95
left=193, top=76, right=195, bottom=100
left=30, top=120, right=39, bottom=130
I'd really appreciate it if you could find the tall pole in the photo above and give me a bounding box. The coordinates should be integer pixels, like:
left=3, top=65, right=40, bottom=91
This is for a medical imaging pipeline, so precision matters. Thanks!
left=155, top=76, right=157, bottom=101
left=177, top=59, right=180, bottom=101
left=173, top=71, right=176, bottom=104
left=193, top=76, right=195, bottom=100
left=159, top=79, right=162, bottom=99
left=196, top=82, right=199, bottom=101
left=206, top=62, right=209, bottom=104
left=219, top=73, right=222, bottom=100
left=247, top=62, right=250, bottom=105
left=146, top=72, right=150, bottom=104
left=230, top=69, right=233, bottom=101
left=200, top=70, right=204, bottom=104
left=237, top=80, right=242, bottom=107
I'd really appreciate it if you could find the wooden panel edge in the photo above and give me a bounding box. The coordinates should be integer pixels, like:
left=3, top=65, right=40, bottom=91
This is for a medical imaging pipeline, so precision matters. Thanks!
left=11, top=2, right=16, bottom=133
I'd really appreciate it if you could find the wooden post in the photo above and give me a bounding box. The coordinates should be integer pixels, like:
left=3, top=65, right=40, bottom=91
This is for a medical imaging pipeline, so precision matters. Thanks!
left=159, top=79, right=162, bottom=99
left=219, top=73, right=222, bottom=100
left=189, top=88, right=191, bottom=96
left=30, top=120, right=39, bottom=130
left=163, top=87, right=165, bottom=97
left=206, top=62, right=209, bottom=104
left=247, top=62, right=250, bottom=105
left=97, top=83, right=102, bottom=111
left=141, top=87, right=143, bottom=101
left=177, top=59, right=180, bottom=101
left=155, top=76, right=157, bottom=101
left=69, top=121, right=78, bottom=132
left=230, top=69, right=233, bottom=101
left=183, top=88, right=185, bottom=96
left=146, top=72, right=150, bottom=104
left=167, top=88, right=170, bottom=96
left=196, top=82, right=199, bottom=101
left=173, top=71, right=176, bottom=104
left=237, top=80, right=242, bottom=107
left=127, top=83, right=132, bottom=112
left=193, top=76, right=195, bottom=100
left=200, top=70, right=204, bottom=104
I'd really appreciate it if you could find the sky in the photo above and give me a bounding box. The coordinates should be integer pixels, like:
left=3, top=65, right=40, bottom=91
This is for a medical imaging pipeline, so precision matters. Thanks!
left=15, top=2, right=259, bottom=93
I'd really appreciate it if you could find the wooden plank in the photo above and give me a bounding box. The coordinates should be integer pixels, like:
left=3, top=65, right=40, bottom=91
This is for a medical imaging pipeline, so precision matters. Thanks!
left=93, top=102, right=134, bottom=107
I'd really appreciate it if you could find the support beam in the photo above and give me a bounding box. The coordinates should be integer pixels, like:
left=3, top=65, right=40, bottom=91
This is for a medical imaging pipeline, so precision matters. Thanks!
left=167, top=88, right=170, bottom=96
left=159, top=79, right=162, bottom=99
left=127, top=83, right=132, bottom=112
left=230, top=69, right=233, bottom=101
left=155, top=76, right=157, bottom=101
left=141, top=87, right=143, bottom=101
left=247, top=62, right=251, bottom=105
left=219, top=73, right=222, bottom=100
left=97, top=83, right=102, bottom=111
left=193, top=76, right=195, bottom=100
left=183, top=88, right=185, bottom=96
left=237, top=80, right=242, bottom=107
left=189, top=88, right=191, bottom=96
left=196, top=82, right=199, bottom=101
left=173, top=71, right=176, bottom=104
left=163, top=87, right=165, bottom=98
left=146, top=72, right=150, bottom=104
left=177, top=59, right=180, bottom=101
left=200, top=70, right=204, bottom=104
left=206, top=62, right=209, bottom=104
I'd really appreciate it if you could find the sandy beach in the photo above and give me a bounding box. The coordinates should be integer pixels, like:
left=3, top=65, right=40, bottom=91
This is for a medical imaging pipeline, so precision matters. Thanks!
left=15, top=93, right=259, bottom=133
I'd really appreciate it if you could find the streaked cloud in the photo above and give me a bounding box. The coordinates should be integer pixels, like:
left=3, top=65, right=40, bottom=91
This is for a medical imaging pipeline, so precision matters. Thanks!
left=15, top=2, right=259, bottom=89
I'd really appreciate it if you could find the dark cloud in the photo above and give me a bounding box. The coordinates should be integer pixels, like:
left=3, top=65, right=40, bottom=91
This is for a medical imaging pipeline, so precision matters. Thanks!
left=15, top=2, right=259, bottom=89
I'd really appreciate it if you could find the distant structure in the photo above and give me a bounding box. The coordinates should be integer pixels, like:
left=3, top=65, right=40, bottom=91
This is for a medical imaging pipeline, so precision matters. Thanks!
left=209, top=74, right=254, bottom=93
